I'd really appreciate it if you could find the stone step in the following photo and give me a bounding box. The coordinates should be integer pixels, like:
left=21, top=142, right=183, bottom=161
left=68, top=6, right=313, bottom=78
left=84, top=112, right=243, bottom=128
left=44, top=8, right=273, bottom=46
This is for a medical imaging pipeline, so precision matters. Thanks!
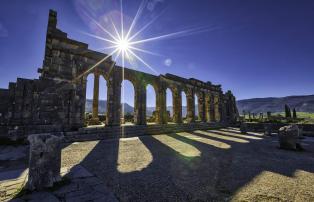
left=64, top=123, right=223, bottom=142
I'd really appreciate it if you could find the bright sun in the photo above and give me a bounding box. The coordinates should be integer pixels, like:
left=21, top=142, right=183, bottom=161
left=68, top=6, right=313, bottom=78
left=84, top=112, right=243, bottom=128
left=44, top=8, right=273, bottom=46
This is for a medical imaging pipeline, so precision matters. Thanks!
left=117, top=39, right=130, bottom=51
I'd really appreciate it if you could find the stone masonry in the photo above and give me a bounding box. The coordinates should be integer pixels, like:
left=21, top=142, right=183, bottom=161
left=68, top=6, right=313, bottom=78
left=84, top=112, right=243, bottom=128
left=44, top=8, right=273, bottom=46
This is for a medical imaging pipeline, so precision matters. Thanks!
left=0, top=10, right=238, bottom=139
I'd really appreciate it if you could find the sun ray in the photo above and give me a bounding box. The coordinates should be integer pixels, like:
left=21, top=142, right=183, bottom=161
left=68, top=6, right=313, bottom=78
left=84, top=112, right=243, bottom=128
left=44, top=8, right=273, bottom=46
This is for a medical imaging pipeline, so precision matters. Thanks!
left=83, top=11, right=120, bottom=42
left=120, top=0, right=124, bottom=39
left=125, top=0, right=147, bottom=40
left=95, top=45, right=119, bottom=52
left=81, top=31, right=118, bottom=44
left=109, top=16, right=122, bottom=41
left=129, top=46, right=163, bottom=57
left=128, top=8, right=168, bottom=41
left=130, top=27, right=208, bottom=45
left=74, top=48, right=119, bottom=82
left=128, top=49, right=159, bottom=74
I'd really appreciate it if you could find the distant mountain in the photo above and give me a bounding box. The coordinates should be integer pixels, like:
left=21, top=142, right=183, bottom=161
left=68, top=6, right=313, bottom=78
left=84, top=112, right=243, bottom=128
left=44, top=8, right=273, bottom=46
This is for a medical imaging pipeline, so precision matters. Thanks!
left=237, top=95, right=314, bottom=114
left=85, top=99, right=133, bottom=114
left=86, top=99, right=198, bottom=117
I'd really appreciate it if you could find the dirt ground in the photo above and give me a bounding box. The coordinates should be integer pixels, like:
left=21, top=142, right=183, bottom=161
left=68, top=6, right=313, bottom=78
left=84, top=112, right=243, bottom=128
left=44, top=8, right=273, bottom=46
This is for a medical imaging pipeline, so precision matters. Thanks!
left=1, top=127, right=314, bottom=201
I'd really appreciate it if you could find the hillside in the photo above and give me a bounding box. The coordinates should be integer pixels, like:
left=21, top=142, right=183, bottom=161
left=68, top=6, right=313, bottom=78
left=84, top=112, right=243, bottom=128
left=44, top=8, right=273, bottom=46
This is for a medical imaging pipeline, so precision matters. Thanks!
left=237, top=95, right=314, bottom=114
left=85, top=99, right=195, bottom=117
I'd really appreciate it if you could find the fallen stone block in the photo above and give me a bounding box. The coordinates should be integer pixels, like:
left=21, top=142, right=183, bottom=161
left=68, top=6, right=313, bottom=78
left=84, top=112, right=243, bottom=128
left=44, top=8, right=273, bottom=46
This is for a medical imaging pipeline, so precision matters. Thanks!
left=27, top=133, right=63, bottom=191
left=278, top=125, right=302, bottom=150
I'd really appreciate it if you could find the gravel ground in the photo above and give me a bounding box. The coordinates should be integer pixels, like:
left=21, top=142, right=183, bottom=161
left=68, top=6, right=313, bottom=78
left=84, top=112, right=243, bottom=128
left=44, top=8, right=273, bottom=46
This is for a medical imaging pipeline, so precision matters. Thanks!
left=60, top=128, right=314, bottom=202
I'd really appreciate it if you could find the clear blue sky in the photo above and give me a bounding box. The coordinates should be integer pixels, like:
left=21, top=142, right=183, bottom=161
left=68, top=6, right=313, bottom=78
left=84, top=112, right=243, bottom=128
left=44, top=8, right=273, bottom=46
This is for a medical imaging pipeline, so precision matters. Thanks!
left=0, top=0, right=313, bottom=107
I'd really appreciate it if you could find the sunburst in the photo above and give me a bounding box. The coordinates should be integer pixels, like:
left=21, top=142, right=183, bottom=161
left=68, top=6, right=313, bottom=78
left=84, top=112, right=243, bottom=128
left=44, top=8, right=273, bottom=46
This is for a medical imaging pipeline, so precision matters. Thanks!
left=75, top=0, right=210, bottom=126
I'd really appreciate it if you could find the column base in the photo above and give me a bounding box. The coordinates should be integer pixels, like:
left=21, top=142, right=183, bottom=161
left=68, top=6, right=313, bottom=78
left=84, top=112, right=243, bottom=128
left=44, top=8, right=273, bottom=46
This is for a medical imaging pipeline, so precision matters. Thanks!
left=89, top=118, right=100, bottom=125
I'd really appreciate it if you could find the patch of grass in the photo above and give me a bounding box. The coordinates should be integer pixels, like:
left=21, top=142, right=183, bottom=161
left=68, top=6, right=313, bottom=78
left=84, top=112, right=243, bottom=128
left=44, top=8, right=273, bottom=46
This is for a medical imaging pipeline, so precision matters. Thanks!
left=241, top=112, right=314, bottom=124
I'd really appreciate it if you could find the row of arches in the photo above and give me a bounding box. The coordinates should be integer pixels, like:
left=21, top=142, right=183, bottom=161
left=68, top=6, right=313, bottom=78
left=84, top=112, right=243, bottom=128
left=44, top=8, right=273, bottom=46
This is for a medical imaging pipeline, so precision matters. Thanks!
left=85, top=74, right=206, bottom=125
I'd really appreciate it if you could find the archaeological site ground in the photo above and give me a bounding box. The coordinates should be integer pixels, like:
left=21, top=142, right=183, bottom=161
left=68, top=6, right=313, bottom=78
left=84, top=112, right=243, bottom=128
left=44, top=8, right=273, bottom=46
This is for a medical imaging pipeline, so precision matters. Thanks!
left=0, top=2, right=314, bottom=202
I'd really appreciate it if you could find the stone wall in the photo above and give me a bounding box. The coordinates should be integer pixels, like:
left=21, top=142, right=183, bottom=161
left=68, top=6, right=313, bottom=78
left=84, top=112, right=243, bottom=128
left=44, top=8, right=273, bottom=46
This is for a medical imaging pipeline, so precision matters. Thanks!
left=244, top=122, right=314, bottom=136
left=0, top=10, right=238, bottom=139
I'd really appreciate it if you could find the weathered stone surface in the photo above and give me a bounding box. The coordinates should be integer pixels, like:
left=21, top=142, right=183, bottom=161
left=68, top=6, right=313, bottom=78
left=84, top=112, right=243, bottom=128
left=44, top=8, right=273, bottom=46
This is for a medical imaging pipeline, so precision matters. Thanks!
left=27, top=134, right=63, bottom=190
left=278, top=125, right=301, bottom=150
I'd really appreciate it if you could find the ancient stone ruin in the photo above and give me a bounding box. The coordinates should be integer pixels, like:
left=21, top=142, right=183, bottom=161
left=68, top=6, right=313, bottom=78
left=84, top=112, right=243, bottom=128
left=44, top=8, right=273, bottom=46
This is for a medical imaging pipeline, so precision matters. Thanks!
left=278, top=125, right=302, bottom=150
left=27, top=133, right=63, bottom=190
left=0, top=10, right=238, bottom=140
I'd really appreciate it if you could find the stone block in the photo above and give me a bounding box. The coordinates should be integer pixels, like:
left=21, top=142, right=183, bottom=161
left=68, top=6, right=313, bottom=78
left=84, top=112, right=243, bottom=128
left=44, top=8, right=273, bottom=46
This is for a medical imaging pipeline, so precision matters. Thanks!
left=27, top=133, right=64, bottom=190
left=278, top=125, right=301, bottom=150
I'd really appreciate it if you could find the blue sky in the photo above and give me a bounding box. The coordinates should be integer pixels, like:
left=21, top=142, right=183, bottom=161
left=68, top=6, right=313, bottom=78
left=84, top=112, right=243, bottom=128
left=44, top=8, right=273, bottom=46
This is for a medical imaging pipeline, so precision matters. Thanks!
left=0, top=0, right=314, bottom=107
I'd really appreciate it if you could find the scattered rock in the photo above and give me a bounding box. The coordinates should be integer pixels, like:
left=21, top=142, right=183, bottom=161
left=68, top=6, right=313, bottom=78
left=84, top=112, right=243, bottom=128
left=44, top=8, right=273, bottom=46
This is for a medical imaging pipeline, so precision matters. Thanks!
left=278, top=125, right=302, bottom=150
left=27, top=134, right=63, bottom=191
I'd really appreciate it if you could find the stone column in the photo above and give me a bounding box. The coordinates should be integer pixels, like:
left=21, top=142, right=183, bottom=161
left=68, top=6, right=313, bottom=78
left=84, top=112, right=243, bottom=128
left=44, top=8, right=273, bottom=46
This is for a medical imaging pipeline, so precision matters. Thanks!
left=173, top=88, right=182, bottom=123
left=220, top=96, right=227, bottom=123
left=205, top=93, right=211, bottom=122
left=186, top=88, right=195, bottom=123
left=210, top=93, right=216, bottom=122
left=106, top=72, right=121, bottom=126
left=134, top=84, right=146, bottom=125
left=197, top=92, right=206, bottom=122
left=156, top=85, right=167, bottom=124
left=27, top=133, right=63, bottom=191
left=214, top=95, right=221, bottom=122
left=81, top=77, right=87, bottom=124
left=90, top=72, right=100, bottom=124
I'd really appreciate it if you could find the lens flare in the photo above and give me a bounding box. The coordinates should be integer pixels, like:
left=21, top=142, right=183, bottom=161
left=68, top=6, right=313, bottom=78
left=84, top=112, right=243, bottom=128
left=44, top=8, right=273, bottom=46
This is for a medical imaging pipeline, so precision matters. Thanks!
left=80, top=0, right=210, bottom=77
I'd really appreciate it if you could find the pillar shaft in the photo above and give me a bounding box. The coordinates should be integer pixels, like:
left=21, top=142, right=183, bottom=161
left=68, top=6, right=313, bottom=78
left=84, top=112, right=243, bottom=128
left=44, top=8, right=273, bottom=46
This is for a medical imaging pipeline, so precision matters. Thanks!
left=205, top=94, right=211, bottom=122
left=209, top=94, right=215, bottom=121
left=173, top=89, right=182, bottom=123
left=186, top=88, right=195, bottom=123
left=214, top=95, right=221, bottom=122
left=91, top=72, right=100, bottom=124
left=134, top=84, right=146, bottom=125
left=156, top=86, right=167, bottom=124
left=106, top=73, right=121, bottom=126
left=81, top=77, right=87, bottom=123
left=197, top=92, right=206, bottom=122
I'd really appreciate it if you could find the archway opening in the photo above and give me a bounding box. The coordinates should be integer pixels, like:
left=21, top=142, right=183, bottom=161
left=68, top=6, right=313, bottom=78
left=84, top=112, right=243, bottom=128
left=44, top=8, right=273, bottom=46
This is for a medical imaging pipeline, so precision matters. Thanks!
left=98, top=76, right=107, bottom=125
left=85, top=74, right=94, bottom=125
left=121, top=80, right=135, bottom=125
left=146, top=84, right=156, bottom=124
left=166, top=88, right=173, bottom=123
left=182, top=91, right=187, bottom=123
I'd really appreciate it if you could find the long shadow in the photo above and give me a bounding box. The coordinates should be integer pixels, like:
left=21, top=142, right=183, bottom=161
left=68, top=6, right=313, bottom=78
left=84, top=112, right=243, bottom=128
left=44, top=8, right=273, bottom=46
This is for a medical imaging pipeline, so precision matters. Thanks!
left=219, top=128, right=265, bottom=137
left=208, top=129, right=264, bottom=140
left=18, top=128, right=314, bottom=201
left=192, top=130, right=250, bottom=144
